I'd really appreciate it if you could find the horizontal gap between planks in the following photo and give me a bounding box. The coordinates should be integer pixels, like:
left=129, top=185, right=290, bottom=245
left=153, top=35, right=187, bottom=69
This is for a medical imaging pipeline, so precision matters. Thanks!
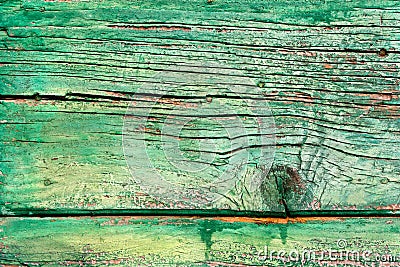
left=1, top=209, right=399, bottom=219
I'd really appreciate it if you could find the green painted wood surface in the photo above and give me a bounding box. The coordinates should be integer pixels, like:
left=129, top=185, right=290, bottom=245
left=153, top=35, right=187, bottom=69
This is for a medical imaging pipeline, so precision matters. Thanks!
left=1, top=216, right=400, bottom=266
left=1, top=1, right=400, bottom=266
left=0, top=0, right=399, bottom=215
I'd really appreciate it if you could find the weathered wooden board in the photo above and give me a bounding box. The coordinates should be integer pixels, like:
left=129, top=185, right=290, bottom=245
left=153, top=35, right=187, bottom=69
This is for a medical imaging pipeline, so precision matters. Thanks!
left=1, top=216, right=400, bottom=266
left=1, top=0, right=400, bottom=215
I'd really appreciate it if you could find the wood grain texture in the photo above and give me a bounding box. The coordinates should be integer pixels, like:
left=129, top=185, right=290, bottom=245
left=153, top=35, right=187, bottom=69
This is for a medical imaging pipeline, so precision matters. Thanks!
left=1, top=0, right=400, bottom=215
left=1, top=216, right=400, bottom=266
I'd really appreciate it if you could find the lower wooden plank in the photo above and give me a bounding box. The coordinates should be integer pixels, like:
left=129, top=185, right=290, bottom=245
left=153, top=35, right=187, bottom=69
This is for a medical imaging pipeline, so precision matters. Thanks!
left=1, top=216, right=399, bottom=266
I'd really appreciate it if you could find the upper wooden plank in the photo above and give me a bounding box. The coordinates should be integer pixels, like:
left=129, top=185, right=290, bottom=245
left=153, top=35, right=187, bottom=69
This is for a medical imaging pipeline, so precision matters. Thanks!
left=0, top=0, right=399, bottom=215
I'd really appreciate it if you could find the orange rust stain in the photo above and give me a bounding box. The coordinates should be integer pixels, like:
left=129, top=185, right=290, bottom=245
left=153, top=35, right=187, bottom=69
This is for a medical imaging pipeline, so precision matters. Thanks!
left=352, top=92, right=396, bottom=101
left=3, top=99, right=30, bottom=105
left=373, top=104, right=399, bottom=116
left=324, top=64, right=333, bottom=69
left=103, top=91, right=127, bottom=98
left=92, top=216, right=351, bottom=225
left=338, top=54, right=358, bottom=64
left=263, top=91, right=315, bottom=106
left=208, top=216, right=348, bottom=224
left=376, top=204, right=400, bottom=211
left=47, top=215, right=400, bottom=228
left=303, top=51, right=317, bottom=57
left=139, top=96, right=198, bottom=108
left=140, top=126, right=161, bottom=133
left=382, top=64, right=398, bottom=72
left=343, top=91, right=399, bottom=116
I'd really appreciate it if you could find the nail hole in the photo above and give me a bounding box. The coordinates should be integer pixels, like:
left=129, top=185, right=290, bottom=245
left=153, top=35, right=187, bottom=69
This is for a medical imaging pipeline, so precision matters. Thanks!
left=380, top=178, right=389, bottom=184
left=378, top=48, right=387, bottom=57
left=34, top=93, right=41, bottom=101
